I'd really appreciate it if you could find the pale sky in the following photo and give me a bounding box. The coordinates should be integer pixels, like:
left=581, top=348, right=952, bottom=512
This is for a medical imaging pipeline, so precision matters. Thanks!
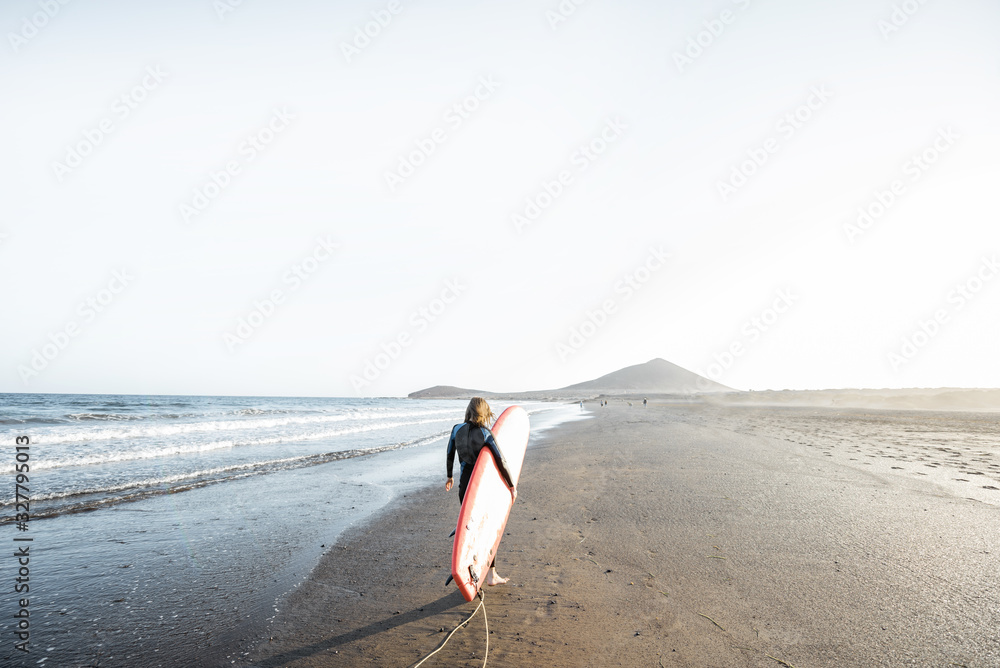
left=2, top=0, right=999, bottom=397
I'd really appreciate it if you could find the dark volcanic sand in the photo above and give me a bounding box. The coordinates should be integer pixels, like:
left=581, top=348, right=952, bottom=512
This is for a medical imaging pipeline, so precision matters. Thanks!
left=245, top=403, right=999, bottom=667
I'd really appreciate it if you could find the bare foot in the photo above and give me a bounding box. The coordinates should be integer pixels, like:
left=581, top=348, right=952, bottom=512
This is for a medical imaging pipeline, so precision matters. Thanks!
left=485, top=568, right=508, bottom=586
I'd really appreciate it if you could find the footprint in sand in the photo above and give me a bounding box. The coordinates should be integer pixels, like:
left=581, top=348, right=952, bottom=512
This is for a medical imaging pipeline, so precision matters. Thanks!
left=891, top=466, right=904, bottom=470
left=954, top=479, right=969, bottom=482
left=983, top=486, right=999, bottom=491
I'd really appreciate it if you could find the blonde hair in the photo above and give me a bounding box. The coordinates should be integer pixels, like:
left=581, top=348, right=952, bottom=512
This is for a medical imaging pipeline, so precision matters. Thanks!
left=464, top=397, right=495, bottom=428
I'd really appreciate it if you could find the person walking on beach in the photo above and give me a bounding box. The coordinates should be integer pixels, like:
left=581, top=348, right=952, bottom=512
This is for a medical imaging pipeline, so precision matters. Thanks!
left=445, top=397, right=516, bottom=586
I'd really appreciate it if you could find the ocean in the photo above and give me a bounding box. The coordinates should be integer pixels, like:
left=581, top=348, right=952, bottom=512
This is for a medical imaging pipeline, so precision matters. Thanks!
left=0, top=394, right=584, bottom=667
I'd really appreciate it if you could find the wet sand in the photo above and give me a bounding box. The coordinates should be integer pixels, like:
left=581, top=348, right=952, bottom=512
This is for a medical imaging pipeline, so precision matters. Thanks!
left=246, top=402, right=999, bottom=667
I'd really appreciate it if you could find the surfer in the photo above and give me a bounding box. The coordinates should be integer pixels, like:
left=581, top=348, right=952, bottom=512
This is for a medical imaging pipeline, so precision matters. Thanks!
left=445, top=397, right=516, bottom=586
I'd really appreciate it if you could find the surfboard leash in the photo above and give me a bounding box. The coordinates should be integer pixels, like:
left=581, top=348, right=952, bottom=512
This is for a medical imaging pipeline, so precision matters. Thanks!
left=411, top=588, right=489, bottom=668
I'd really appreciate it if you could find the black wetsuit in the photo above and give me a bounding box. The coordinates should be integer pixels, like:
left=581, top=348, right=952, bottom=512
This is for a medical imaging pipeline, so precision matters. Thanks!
left=446, top=422, right=515, bottom=503
left=446, top=422, right=515, bottom=570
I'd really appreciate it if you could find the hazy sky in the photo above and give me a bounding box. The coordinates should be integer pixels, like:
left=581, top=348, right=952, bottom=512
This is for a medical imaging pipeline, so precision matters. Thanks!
left=3, top=0, right=999, bottom=397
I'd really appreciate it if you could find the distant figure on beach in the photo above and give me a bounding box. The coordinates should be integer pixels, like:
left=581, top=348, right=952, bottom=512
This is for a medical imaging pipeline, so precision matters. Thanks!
left=643, top=398, right=647, bottom=407
left=445, top=398, right=516, bottom=587
left=580, top=401, right=584, bottom=410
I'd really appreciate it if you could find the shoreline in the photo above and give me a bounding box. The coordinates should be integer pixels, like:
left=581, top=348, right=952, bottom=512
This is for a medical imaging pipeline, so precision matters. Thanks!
left=245, top=402, right=999, bottom=667
left=410, top=389, right=1000, bottom=413
left=0, top=399, right=583, bottom=668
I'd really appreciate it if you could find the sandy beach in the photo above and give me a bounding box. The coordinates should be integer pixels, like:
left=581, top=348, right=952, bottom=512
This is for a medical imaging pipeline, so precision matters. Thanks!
left=246, top=402, right=999, bottom=667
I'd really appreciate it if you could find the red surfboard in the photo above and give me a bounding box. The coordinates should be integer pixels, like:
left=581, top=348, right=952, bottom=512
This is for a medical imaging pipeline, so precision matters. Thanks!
left=451, top=405, right=529, bottom=602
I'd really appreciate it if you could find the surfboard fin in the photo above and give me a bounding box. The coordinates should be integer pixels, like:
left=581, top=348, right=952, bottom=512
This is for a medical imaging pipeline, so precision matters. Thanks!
left=444, top=574, right=454, bottom=587
left=449, top=529, right=456, bottom=538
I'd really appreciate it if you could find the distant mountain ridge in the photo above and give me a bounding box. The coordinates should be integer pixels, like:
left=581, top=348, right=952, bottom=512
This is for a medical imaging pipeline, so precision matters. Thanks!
left=558, top=358, right=730, bottom=393
left=406, top=360, right=1000, bottom=412
left=407, top=358, right=731, bottom=399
